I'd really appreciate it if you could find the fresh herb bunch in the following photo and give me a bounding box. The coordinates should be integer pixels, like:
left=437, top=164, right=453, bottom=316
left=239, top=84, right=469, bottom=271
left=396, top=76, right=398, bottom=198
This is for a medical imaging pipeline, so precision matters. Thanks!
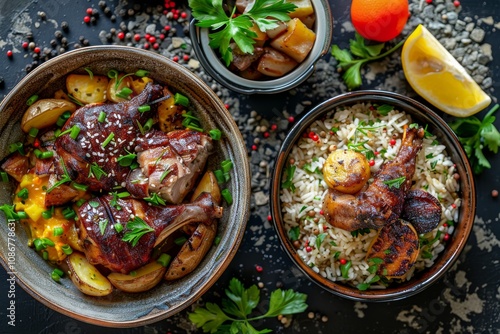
left=189, top=277, right=308, bottom=333
left=331, top=33, right=405, bottom=90
left=189, top=0, right=297, bottom=66
left=449, top=104, right=500, bottom=174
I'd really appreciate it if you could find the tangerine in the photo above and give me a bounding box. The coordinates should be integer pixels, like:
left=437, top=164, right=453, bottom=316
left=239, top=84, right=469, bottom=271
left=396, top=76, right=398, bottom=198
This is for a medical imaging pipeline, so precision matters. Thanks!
left=351, top=0, right=409, bottom=42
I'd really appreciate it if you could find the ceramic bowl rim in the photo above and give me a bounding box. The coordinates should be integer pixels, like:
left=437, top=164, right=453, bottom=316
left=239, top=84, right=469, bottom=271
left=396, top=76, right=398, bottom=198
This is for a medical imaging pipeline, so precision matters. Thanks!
left=0, top=45, right=251, bottom=326
left=189, top=0, right=333, bottom=94
left=270, top=90, right=476, bottom=302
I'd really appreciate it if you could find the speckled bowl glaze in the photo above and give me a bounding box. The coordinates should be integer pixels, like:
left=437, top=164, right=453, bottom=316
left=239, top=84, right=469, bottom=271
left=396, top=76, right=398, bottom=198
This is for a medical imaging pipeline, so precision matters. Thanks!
left=190, top=0, right=333, bottom=94
left=270, top=90, right=476, bottom=302
left=0, top=45, right=251, bottom=326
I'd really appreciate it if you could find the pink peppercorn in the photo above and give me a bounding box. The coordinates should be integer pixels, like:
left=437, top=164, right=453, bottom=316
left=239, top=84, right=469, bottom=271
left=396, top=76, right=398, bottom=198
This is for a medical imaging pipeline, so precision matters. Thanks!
left=390, top=138, right=396, bottom=146
left=117, top=32, right=125, bottom=40
left=255, top=265, right=263, bottom=272
left=143, top=43, right=150, bottom=49
left=340, top=258, right=347, bottom=265
left=83, top=16, right=91, bottom=23
left=369, top=159, right=375, bottom=166
left=271, top=124, right=277, bottom=131
left=149, top=36, right=156, bottom=43
left=6, top=50, right=13, bottom=57
left=183, top=54, right=189, bottom=61
left=34, top=47, right=41, bottom=54
left=306, top=246, right=312, bottom=252
left=22, top=42, right=29, bottom=49
left=453, top=0, right=460, bottom=7
left=172, top=55, right=179, bottom=62
left=288, top=116, right=295, bottom=123
left=134, top=34, right=141, bottom=42
left=251, top=144, right=257, bottom=151
left=86, top=8, right=93, bottom=15
left=263, top=132, right=270, bottom=138
left=153, top=43, right=160, bottom=50
left=443, top=233, right=450, bottom=241
left=267, top=215, right=272, bottom=221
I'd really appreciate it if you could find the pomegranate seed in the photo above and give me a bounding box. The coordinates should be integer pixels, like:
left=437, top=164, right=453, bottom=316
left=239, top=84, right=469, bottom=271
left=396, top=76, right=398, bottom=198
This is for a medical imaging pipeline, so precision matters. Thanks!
left=86, top=8, right=93, bottom=15
left=390, top=139, right=396, bottom=146
left=134, top=34, right=141, bottom=42
left=172, top=55, right=179, bottom=62
left=6, top=50, right=13, bottom=57
left=302, top=132, right=309, bottom=138
left=271, top=124, right=278, bottom=131
left=163, top=9, right=168, bottom=15
left=255, top=265, right=263, bottom=272
left=117, top=32, right=125, bottom=40
left=340, top=258, right=347, bottom=265
left=288, top=116, right=295, bottom=123
left=22, top=42, right=29, bottom=49
left=34, top=47, right=41, bottom=54
left=183, top=54, right=189, bottom=61
left=443, top=233, right=450, bottom=241
left=83, top=16, right=91, bottom=23
left=153, top=43, right=160, bottom=50
left=306, top=246, right=312, bottom=252
left=369, top=159, right=375, bottom=166
left=312, top=135, right=319, bottom=141
left=453, top=0, right=460, bottom=7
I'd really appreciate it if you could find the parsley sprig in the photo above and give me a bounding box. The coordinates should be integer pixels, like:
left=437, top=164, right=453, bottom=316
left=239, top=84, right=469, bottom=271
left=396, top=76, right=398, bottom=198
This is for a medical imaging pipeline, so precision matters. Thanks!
left=189, top=0, right=297, bottom=66
left=189, top=277, right=308, bottom=333
left=122, top=216, right=154, bottom=247
left=331, top=33, right=405, bottom=90
left=449, top=104, right=500, bottom=174
left=382, top=176, right=406, bottom=189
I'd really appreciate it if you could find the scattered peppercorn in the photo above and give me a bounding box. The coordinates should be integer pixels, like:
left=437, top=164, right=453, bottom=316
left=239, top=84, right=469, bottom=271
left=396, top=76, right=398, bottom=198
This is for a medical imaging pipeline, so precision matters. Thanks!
left=492, top=189, right=498, bottom=198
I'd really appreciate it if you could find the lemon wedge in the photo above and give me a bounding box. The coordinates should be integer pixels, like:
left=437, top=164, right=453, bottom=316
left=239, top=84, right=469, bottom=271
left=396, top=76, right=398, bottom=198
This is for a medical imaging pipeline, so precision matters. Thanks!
left=402, top=25, right=491, bottom=117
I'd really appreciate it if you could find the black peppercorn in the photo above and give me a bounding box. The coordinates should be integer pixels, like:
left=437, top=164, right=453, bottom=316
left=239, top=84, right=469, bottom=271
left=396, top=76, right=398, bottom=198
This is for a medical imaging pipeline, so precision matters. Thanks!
left=54, top=30, right=63, bottom=39
left=61, top=21, right=69, bottom=31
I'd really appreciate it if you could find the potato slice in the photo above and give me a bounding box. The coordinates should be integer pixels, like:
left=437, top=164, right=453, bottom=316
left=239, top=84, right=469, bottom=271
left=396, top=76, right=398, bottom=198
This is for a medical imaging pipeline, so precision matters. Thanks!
left=270, top=18, right=316, bottom=63
left=107, top=75, right=133, bottom=103
left=249, top=23, right=268, bottom=48
left=190, top=171, right=221, bottom=204
left=130, top=76, right=154, bottom=94
left=66, top=252, right=113, bottom=296
left=21, top=99, right=77, bottom=133
left=157, top=87, right=185, bottom=133
left=323, top=149, right=370, bottom=194
left=366, top=220, right=420, bottom=279
left=66, top=74, right=108, bottom=104
left=107, top=262, right=166, bottom=293
left=288, top=0, right=315, bottom=18
left=165, top=221, right=217, bottom=281
left=257, top=47, right=298, bottom=77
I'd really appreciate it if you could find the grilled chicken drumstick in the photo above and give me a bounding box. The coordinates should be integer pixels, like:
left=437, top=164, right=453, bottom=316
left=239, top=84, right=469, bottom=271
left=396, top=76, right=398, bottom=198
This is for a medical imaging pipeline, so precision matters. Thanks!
left=77, top=192, right=223, bottom=274
left=323, top=127, right=425, bottom=231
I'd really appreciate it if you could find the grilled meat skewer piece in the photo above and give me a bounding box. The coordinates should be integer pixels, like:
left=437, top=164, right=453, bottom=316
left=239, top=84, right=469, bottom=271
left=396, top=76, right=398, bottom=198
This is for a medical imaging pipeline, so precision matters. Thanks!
left=126, top=130, right=213, bottom=204
left=77, top=192, right=223, bottom=274
left=323, top=127, right=425, bottom=231
left=54, top=84, right=164, bottom=192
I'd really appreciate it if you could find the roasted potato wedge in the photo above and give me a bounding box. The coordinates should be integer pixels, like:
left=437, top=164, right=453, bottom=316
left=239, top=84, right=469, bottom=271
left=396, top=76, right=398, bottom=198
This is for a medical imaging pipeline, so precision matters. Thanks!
left=130, top=76, right=154, bottom=94
left=401, top=189, right=442, bottom=234
left=21, top=98, right=77, bottom=133
left=107, top=261, right=166, bottom=293
left=165, top=221, right=217, bottom=281
left=323, top=149, right=371, bottom=194
left=270, top=18, right=316, bottom=63
left=249, top=23, right=268, bottom=47
left=366, top=220, right=420, bottom=279
left=66, top=74, right=108, bottom=104
left=107, top=75, right=133, bottom=103
left=157, top=87, right=185, bottom=133
left=288, top=0, right=315, bottom=18
left=66, top=252, right=113, bottom=296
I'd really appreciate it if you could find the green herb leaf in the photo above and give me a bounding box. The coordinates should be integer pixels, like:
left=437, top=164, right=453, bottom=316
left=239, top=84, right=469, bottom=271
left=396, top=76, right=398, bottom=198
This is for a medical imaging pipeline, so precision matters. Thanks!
left=99, top=219, right=108, bottom=235
left=376, top=104, right=394, bottom=116
left=382, top=176, right=406, bottom=189
left=288, top=226, right=300, bottom=241
left=282, top=164, right=296, bottom=192
left=122, top=216, right=154, bottom=247
left=315, top=233, right=327, bottom=249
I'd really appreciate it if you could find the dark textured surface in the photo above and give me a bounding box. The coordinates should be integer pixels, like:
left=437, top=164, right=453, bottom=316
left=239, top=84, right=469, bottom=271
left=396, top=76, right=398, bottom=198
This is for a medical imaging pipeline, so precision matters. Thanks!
left=0, top=0, right=499, bottom=333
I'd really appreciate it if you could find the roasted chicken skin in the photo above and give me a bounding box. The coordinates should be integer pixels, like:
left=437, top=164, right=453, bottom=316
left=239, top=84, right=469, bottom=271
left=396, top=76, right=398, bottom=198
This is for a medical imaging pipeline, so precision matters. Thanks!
left=323, top=127, right=425, bottom=231
left=54, top=83, right=164, bottom=192
left=77, top=192, right=223, bottom=274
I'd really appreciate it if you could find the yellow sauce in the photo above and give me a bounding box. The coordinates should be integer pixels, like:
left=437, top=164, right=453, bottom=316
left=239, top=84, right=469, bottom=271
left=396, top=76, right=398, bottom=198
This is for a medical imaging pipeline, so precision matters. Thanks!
left=13, top=173, right=84, bottom=263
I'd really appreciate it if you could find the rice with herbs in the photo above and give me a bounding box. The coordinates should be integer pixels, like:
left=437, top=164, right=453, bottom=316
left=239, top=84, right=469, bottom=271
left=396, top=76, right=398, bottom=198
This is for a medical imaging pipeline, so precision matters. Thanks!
left=280, top=103, right=461, bottom=289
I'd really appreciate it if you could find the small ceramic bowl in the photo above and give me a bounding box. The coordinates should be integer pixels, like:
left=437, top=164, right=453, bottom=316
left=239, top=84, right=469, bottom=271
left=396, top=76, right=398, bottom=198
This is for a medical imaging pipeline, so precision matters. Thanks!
left=190, top=0, right=333, bottom=94
left=0, top=45, right=251, bottom=326
left=270, top=90, right=476, bottom=302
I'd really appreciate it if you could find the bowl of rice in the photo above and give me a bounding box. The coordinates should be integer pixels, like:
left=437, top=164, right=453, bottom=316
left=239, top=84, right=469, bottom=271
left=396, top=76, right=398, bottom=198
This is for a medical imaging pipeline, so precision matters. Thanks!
left=270, top=90, right=475, bottom=301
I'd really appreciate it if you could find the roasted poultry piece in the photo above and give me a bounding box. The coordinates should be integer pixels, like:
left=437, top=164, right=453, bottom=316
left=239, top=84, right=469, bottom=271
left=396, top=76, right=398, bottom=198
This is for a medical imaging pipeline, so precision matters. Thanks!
left=323, top=127, right=425, bottom=231
left=77, top=192, right=223, bottom=274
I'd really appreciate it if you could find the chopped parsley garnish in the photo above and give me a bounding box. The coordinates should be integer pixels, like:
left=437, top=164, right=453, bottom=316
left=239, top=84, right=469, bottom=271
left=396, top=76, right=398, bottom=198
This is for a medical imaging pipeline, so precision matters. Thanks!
left=382, top=176, right=406, bottom=189
left=144, top=193, right=166, bottom=206
left=122, top=216, right=154, bottom=247
left=288, top=226, right=300, bottom=241
left=88, top=162, right=107, bottom=180
left=281, top=164, right=296, bottom=192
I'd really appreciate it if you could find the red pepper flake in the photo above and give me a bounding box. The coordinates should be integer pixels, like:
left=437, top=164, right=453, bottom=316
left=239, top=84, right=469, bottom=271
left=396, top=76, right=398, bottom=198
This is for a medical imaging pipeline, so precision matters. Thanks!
left=453, top=0, right=460, bottom=7
left=6, top=50, right=13, bottom=58
left=255, top=265, right=263, bottom=272
left=22, top=42, right=29, bottom=49
left=443, top=233, right=450, bottom=241
left=134, top=34, right=141, bottom=42
left=271, top=124, right=278, bottom=131
left=34, top=47, right=41, bottom=54
left=339, top=258, right=347, bottom=265
left=83, top=16, right=91, bottom=24
left=117, top=32, right=125, bottom=40
left=172, top=55, right=179, bottom=62
left=183, top=54, right=190, bottom=61
left=389, top=138, right=396, bottom=146
left=288, top=116, right=295, bottom=123
left=267, top=215, right=272, bottom=221
left=305, top=246, right=312, bottom=252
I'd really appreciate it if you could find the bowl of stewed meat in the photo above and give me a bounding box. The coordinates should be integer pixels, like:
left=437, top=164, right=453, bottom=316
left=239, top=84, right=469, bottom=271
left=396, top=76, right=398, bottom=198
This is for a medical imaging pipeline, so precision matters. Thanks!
left=270, top=90, right=476, bottom=301
left=189, top=0, right=333, bottom=94
left=0, top=45, right=251, bottom=326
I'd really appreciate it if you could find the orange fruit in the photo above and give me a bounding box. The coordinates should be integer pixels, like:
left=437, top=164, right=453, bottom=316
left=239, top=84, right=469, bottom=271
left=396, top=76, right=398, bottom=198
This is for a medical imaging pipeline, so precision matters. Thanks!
left=351, top=0, right=409, bottom=42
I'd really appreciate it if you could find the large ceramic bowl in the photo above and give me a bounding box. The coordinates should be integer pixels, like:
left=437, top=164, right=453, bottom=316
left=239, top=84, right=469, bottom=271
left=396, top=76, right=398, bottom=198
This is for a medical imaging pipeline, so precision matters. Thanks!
left=270, top=90, right=476, bottom=301
left=0, top=45, right=251, bottom=326
left=190, top=0, right=333, bottom=94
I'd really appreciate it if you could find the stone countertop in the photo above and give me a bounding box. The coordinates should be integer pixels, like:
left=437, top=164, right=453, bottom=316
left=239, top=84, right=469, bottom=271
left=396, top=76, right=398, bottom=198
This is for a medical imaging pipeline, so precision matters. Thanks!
left=0, top=0, right=499, bottom=333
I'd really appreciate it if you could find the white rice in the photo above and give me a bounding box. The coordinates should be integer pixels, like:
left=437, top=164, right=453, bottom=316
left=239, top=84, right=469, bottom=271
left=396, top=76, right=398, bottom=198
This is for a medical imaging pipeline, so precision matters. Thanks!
left=280, top=103, right=461, bottom=289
